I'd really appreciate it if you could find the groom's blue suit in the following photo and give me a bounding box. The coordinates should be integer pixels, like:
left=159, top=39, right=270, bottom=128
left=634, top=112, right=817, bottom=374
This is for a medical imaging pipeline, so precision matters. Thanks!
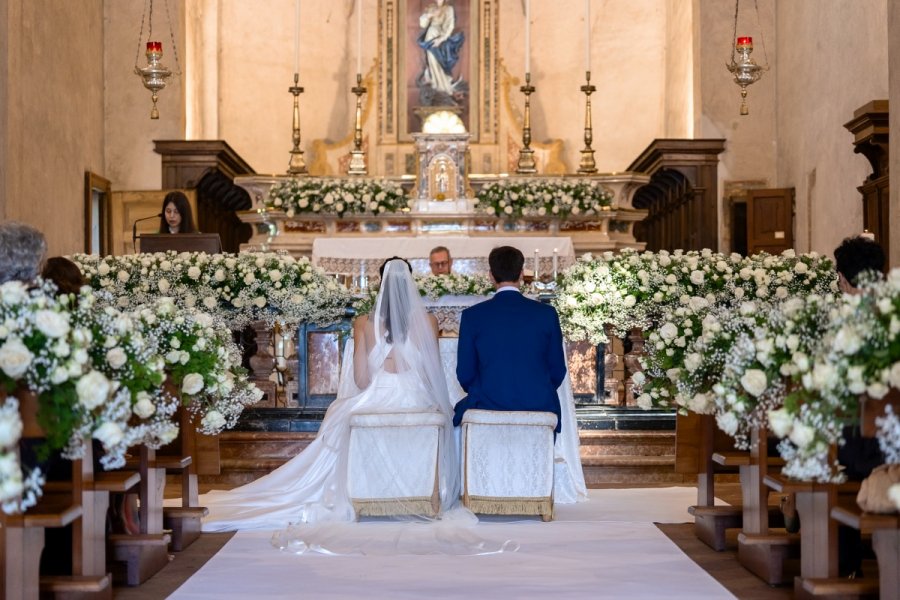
left=454, top=289, right=567, bottom=432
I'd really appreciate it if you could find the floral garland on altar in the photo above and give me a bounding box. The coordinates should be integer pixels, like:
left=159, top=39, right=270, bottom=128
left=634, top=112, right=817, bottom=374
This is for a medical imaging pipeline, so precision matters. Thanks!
left=353, top=273, right=495, bottom=316
left=70, top=251, right=351, bottom=329
left=0, top=281, right=261, bottom=515
left=474, top=178, right=613, bottom=218
left=266, top=177, right=410, bottom=218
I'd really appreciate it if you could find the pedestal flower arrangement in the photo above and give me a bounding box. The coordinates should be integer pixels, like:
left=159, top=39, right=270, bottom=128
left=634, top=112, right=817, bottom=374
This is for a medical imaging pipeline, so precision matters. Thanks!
left=475, top=178, right=613, bottom=219
left=267, top=177, right=409, bottom=218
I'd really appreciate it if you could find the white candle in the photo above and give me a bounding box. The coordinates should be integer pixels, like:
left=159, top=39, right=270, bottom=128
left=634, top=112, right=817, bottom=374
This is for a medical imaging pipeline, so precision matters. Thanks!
left=552, top=247, right=559, bottom=277
left=525, top=0, right=531, bottom=74
left=356, top=0, right=362, bottom=75
left=294, top=0, right=301, bottom=74
left=585, top=0, right=591, bottom=73
left=534, top=248, right=539, bottom=280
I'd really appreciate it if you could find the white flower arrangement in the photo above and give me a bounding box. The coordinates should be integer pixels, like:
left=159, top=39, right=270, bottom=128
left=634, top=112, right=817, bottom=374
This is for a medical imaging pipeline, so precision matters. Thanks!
left=353, top=273, right=496, bottom=316
left=71, top=251, right=351, bottom=329
left=552, top=254, right=626, bottom=345
left=474, top=178, right=613, bottom=219
left=134, top=298, right=262, bottom=436
left=267, top=177, right=410, bottom=218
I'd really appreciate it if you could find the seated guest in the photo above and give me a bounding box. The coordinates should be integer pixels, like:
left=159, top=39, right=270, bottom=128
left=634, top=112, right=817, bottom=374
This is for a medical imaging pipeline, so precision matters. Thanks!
left=41, top=256, right=85, bottom=295
left=0, top=221, right=47, bottom=284
left=834, top=234, right=885, bottom=294
left=159, top=191, right=197, bottom=234
left=429, top=246, right=453, bottom=275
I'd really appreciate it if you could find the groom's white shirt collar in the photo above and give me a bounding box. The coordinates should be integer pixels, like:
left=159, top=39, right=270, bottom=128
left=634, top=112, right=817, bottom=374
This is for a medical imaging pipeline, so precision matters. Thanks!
left=496, top=285, right=520, bottom=294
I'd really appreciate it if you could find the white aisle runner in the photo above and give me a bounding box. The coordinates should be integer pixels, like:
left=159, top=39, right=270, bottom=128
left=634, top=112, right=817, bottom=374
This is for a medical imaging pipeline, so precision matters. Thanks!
left=170, top=488, right=733, bottom=599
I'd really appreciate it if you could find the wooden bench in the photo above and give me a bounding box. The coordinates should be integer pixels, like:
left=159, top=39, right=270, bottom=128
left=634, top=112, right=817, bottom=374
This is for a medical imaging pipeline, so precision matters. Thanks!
left=1, top=393, right=111, bottom=599
left=832, top=506, right=898, bottom=600
left=729, top=427, right=799, bottom=585
left=765, top=473, right=873, bottom=598
left=676, top=413, right=745, bottom=551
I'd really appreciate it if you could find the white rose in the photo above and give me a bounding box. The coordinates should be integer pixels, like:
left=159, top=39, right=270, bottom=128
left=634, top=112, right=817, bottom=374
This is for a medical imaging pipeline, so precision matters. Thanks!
left=716, top=412, right=739, bottom=436
left=740, top=369, right=768, bottom=397
left=0, top=470, right=24, bottom=501
left=118, top=270, right=130, bottom=283
left=636, top=394, right=653, bottom=410
left=97, top=262, right=110, bottom=276
left=35, top=310, right=70, bottom=338
left=788, top=422, right=815, bottom=449
left=0, top=281, right=28, bottom=304
left=659, top=322, right=678, bottom=340
left=767, top=408, right=793, bottom=438
left=0, top=409, right=23, bottom=446
left=243, top=273, right=256, bottom=285
left=182, top=373, right=205, bottom=396
left=201, top=410, right=226, bottom=431
left=254, top=296, right=266, bottom=308
left=631, top=371, right=646, bottom=386
left=0, top=338, right=34, bottom=379
left=105, top=347, right=127, bottom=369
left=203, top=296, right=217, bottom=309
left=188, top=266, right=202, bottom=280
left=687, top=393, right=712, bottom=413
left=834, top=326, right=862, bottom=355
left=792, top=351, right=810, bottom=372
left=158, top=278, right=170, bottom=293
left=684, top=353, right=702, bottom=373
left=733, top=288, right=745, bottom=300
left=584, top=281, right=597, bottom=293
left=269, top=269, right=283, bottom=282
left=76, top=371, right=111, bottom=409
left=794, top=261, right=809, bottom=274
left=666, top=368, right=681, bottom=382
left=133, top=393, right=156, bottom=419
left=888, top=484, right=900, bottom=512
left=689, top=270, right=705, bottom=285
left=214, top=269, right=226, bottom=282
left=623, top=295, right=636, bottom=308
left=0, top=451, right=20, bottom=477
left=93, top=422, right=124, bottom=447
left=867, top=382, right=889, bottom=399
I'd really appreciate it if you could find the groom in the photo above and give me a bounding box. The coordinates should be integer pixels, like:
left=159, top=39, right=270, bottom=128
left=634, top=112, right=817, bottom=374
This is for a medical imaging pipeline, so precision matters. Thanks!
left=454, top=246, right=567, bottom=432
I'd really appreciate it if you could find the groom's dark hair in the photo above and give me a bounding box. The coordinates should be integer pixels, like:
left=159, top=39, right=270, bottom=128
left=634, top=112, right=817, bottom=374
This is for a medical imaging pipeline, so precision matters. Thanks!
left=489, top=246, right=524, bottom=283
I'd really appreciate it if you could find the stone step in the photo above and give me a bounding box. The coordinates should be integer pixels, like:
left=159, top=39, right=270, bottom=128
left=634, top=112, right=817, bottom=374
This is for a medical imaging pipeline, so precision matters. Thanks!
left=203, top=428, right=680, bottom=489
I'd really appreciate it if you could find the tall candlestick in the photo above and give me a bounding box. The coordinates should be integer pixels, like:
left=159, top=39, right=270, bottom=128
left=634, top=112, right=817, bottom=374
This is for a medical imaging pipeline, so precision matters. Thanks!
left=585, top=0, right=591, bottom=73
left=534, top=248, right=539, bottom=281
left=525, top=0, right=530, bottom=73
left=552, top=248, right=559, bottom=278
left=356, top=0, right=362, bottom=75
left=294, top=0, right=301, bottom=74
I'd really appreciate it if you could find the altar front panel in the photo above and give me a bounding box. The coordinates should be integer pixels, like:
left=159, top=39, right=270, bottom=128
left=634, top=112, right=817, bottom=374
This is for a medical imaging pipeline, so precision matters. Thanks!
left=312, top=235, right=575, bottom=277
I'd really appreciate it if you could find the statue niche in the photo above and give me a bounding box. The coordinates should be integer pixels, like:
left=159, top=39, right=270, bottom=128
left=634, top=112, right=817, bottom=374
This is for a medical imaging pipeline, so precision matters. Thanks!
left=412, top=132, right=473, bottom=213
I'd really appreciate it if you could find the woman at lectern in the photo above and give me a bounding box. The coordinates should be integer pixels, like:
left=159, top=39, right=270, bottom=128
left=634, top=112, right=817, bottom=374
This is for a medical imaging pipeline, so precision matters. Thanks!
left=158, top=191, right=197, bottom=234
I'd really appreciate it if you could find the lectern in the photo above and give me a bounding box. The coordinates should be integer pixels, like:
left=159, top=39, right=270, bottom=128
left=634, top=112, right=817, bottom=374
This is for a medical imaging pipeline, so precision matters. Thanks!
left=138, top=233, right=223, bottom=254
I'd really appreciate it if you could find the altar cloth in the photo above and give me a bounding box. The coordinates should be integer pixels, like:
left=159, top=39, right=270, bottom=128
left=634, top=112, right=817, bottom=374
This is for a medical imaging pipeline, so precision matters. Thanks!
left=312, top=236, right=575, bottom=276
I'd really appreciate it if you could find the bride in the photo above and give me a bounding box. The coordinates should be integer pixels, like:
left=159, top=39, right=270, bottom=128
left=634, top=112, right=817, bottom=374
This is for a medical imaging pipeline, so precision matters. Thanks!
left=200, top=258, right=460, bottom=531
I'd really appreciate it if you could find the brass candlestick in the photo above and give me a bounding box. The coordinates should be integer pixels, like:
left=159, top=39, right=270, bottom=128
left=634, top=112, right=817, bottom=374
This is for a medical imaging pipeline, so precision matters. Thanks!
left=577, top=71, right=597, bottom=174
left=516, top=72, right=537, bottom=174
left=287, top=73, right=308, bottom=175
left=348, top=73, right=368, bottom=176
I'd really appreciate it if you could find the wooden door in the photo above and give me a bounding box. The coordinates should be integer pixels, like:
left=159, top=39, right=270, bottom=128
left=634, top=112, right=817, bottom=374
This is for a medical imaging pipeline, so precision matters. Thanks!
left=747, top=188, right=794, bottom=255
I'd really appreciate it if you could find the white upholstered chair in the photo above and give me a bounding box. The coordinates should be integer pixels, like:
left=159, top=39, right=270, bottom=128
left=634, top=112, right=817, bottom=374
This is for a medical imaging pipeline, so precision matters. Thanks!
left=460, top=409, right=558, bottom=521
left=347, top=411, right=446, bottom=518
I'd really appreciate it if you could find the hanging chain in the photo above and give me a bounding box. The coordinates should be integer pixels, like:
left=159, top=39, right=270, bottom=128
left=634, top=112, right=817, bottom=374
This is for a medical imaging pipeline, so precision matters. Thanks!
left=164, top=0, right=183, bottom=75
left=729, top=0, right=739, bottom=65
left=134, top=0, right=150, bottom=68
left=754, top=0, right=770, bottom=69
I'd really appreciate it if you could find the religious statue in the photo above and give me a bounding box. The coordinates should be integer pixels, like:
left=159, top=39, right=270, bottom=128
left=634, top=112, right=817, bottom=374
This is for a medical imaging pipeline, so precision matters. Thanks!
left=435, top=162, right=450, bottom=200
left=417, top=0, right=466, bottom=107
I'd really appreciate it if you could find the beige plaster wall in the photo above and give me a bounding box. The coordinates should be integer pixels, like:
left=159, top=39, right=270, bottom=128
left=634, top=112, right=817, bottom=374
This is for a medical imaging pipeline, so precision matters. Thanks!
left=695, top=0, right=777, bottom=251
left=497, top=0, right=667, bottom=173
left=1, top=0, right=106, bottom=256
left=664, top=0, right=695, bottom=138
left=103, top=0, right=186, bottom=190
left=775, top=0, right=887, bottom=256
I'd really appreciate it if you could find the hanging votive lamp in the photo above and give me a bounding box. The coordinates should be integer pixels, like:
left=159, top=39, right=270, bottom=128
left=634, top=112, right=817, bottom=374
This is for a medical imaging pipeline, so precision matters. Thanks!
left=135, top=41, right=172, bottom=119
left=727, top=36, right=763, bottom=115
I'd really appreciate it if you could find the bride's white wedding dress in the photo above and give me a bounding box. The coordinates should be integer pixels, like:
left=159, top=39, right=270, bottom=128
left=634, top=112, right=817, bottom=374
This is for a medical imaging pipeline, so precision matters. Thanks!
left=197, top=260, right=587, bottom=542
left=201, top=260, right=460, bottom=532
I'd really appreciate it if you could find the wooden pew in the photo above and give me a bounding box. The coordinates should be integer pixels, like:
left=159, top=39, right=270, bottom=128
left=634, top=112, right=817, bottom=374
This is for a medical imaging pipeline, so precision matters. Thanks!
left=764, top=473, right=872, bottom=598
left=107, top=445, right=171, bottom=586
left=677, top=413, right=743, bottom=550
left=831, top=507, right=898, bottom=600
left=735, top=426, right=800, bottom=585
left=1, top=393, right=110, bottom=599
left=158, top=405, right=209, bottom=551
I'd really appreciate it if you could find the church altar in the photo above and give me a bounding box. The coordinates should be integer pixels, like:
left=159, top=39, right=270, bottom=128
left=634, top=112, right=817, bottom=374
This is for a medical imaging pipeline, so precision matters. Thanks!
left=312, top=236, right=575, bottom=277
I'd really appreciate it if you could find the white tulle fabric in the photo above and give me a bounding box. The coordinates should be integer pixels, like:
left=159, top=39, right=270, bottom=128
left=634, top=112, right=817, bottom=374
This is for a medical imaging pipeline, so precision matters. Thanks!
left=200, top=261, right=460, bottom=532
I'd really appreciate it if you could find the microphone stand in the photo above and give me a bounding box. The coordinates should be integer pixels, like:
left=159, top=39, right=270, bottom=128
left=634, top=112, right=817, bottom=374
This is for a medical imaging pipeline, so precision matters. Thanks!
left=133, top=213, right=163, bottom=253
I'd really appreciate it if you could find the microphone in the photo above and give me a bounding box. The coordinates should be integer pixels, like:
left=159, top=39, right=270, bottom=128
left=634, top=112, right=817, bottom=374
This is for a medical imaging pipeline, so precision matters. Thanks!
left=133, top=213, right=163, bottom=251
